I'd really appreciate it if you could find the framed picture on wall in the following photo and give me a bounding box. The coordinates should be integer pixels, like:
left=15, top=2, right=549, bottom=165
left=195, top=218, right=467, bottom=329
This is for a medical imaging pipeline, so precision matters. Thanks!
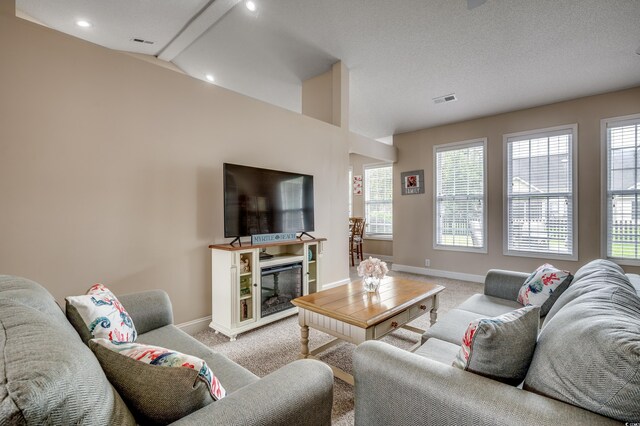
left=401, top=170, right=425, bottom=195
left=353, top=175, right=363, bottom=195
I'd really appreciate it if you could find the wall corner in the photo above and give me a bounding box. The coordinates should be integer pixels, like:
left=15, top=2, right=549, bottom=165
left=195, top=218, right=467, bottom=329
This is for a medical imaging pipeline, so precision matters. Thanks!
left=331, top=61, right=349, bottom=129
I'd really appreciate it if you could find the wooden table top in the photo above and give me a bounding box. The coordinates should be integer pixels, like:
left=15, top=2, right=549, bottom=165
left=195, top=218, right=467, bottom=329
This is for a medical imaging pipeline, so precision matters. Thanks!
left=292, top=276, right=445, bottom=329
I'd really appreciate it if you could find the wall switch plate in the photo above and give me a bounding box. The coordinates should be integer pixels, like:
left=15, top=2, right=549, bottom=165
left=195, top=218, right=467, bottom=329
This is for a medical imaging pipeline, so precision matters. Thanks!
left=425, top=259, right=430, bottom=267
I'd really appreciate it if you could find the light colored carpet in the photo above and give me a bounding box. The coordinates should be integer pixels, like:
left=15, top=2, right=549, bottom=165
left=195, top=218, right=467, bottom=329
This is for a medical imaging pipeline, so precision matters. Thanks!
left=194, top=268, right=483, bottom=425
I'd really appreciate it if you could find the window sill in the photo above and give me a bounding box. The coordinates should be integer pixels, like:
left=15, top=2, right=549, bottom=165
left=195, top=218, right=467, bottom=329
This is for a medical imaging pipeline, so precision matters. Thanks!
left=364, top=235, right=393, bottom=241
left=503, top=249, right=578, bottom=262
left=434, top=244, right=487, bottom=254
left=605, top=257, right=640, bottom=267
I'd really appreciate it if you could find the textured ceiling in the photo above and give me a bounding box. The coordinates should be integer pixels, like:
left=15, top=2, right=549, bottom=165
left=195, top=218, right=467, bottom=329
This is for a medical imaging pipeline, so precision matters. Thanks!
left=16, top=0, right=640, bottom=141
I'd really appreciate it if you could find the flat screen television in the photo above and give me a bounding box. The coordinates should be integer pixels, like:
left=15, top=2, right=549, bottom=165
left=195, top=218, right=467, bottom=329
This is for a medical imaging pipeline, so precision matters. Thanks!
left=223, top=163, right=315, bottom=239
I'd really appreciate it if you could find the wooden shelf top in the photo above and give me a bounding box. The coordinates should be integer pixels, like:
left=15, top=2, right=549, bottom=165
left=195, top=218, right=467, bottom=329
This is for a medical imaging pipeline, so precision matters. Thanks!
left=292, top=277, right=445, bottom=329
left=209, top=237, right=326, bottom=251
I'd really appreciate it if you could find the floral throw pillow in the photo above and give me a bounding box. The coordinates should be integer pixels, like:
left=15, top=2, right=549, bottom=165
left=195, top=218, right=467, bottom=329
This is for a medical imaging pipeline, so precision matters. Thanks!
left=452, top=305, right=540, bottom=385
left=91, top=338, right=226, bottom=401
left=66, top=284, right=137, bottom=342
left=517, top=264, right=573, bottom=316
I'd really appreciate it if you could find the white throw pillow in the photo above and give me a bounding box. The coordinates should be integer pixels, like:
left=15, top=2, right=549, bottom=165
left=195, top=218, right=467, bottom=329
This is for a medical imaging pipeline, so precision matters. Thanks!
left=66, top=284, right=137, bottom=342
left=517, top=264, right=573, bottom=316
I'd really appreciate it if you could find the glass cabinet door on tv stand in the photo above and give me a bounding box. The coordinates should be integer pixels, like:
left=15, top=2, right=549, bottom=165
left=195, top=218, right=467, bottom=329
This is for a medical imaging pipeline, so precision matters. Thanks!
left=237, top=251, right=255, bottom=324
left=208, top=238, right=325, bottom=341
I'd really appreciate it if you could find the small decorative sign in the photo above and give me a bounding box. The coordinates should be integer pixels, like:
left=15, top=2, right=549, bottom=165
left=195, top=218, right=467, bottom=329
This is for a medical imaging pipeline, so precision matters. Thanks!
left=251, top=232, right=297, bottom=245
left=401, top=170, right=425, bottom=195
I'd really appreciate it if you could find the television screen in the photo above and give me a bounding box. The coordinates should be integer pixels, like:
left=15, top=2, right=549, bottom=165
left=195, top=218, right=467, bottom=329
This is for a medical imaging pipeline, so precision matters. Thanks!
left=223, top=163, right=315, bottom=238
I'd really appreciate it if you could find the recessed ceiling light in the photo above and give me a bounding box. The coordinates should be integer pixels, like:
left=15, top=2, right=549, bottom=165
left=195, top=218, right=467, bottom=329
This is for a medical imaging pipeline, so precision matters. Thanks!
left=206, top=74, right=215, bottom=83
left=76, top=20, right=92, bottom=28
left=245, top=1, right=257, bottom=12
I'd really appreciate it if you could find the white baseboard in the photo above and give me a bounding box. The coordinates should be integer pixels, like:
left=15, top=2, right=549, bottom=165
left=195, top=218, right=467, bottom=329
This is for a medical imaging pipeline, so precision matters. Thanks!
left=321, top=278, right=350, bottom=290
left=177, top=316, right=212, bottom=335
left=362, top=253, right=393, bottom=263
left=391, top=263, right=484, bottom=283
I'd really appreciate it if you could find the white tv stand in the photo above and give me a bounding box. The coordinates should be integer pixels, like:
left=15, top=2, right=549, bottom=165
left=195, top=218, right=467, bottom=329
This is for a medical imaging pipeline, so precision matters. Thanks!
left=208, top=237, right=325, bottom=341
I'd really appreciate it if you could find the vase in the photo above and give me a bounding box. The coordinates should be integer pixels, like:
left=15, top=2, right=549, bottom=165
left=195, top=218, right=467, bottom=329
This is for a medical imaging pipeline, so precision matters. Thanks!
left=362, top=275, right=381, bottom=292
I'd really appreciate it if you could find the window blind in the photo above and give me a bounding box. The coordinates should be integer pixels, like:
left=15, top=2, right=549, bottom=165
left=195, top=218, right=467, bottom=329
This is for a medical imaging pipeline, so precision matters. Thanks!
left=605, top=117, right=640, bottom=260
left=506, top=127, right=575, bottom=257
left=364, top=164, right=392, bottom=235
left=435, top=140, right=485, bottom=250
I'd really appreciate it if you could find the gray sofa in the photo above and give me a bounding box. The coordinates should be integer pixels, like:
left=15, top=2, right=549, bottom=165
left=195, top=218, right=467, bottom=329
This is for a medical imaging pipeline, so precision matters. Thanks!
left=354, top=259, right=640, bottom=425
left=0, top=275, right=333, bottom=425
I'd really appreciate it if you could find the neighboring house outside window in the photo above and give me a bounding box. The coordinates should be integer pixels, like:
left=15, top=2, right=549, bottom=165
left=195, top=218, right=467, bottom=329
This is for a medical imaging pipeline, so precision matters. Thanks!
left=434, top=138, right=487, bottom=252
left=364, top=164, right=393, bottom=237
left=603, top=113, right=640, bottom=264
left=504, top=124, right=577, bottom=260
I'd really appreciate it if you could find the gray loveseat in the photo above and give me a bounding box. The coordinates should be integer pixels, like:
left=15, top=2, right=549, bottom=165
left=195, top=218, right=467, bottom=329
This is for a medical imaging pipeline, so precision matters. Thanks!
left=354, top=259, right=640, bottom=425
left=0, top=275, right=333, bottom=425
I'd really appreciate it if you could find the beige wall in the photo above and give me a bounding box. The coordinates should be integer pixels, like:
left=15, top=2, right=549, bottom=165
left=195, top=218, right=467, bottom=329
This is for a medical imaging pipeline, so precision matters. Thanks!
left=0, top=15, right=350, bottom=323
left=301, top=61, right=349, bottom=128
left=349, top=154, right=393, bottom=257
left=393, top=86, right=640, bottom=276
left=302, top=69, right=333, bottom=125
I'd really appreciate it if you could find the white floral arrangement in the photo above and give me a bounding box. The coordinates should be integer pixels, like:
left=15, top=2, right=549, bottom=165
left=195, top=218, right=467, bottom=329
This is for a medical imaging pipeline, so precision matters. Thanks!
left=357, top=256, right=389, bottom=279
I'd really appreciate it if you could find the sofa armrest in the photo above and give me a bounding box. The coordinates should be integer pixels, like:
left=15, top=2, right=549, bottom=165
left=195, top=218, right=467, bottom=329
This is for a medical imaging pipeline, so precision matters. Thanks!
left=170, top=359, right=333, bottom=426
left=353, top=341, right=618, bottom=426
left=118, top=290, right=173, bottom=335
left=484, top=269, right=529, bottom=301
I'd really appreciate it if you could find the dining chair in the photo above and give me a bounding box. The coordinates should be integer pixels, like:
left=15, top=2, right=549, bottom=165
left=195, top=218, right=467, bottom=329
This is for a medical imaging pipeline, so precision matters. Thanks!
left=349, top=217, right=366, bottom=267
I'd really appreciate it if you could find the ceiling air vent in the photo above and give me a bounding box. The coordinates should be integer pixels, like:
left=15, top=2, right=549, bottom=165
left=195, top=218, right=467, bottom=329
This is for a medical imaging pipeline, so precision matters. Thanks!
left=433, top=93, right=457, bottom=104
left=131, top=38, right=155, bottom=45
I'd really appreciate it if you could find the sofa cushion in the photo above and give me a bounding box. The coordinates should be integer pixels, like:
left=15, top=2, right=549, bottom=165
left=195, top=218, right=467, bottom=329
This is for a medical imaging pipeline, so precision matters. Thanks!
left=90, top=338, right=225, bottom=425
left=628, top=273, right=640, bottom=295
left=0, top=275, right=135, bottom=425
left=137, top=324, right=259, bottom=393
left=523, top=269, right=640, bottom=422
left=456, top=294, right=523, bottom=317
left=66, top=283, right=137, bottom=343
left=421, top=308, right=485, bottom=345
left=452, top=305, right=539, bottom=386
left=517, top=264, right=573, bottom=316
left=572, top=258, right=625, bottom=283
left=413, top=338, right=460, bottom=365
left=543, top=259, right=634, bottom=326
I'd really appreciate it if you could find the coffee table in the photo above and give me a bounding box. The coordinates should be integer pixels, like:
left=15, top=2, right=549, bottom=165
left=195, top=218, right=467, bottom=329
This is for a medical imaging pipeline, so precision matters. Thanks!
left=291, top=276, right=445, bottom=384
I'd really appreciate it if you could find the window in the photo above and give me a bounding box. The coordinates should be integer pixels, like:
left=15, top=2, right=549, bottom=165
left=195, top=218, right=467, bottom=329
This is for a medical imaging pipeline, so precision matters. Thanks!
left=364, top=164, right=392, bottom=236
left=434, top=139, right=486, bottom=252
left=504, top=124, right=577, bottom=259
left=603, top=114, right=640, bottom=264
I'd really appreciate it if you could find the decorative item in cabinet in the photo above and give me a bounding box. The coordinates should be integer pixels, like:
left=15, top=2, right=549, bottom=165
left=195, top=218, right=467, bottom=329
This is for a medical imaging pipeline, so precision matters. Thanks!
left=240, top=274, right=252, bottom=298
left=240, top=298, right=253, bottom=322
left=240, top=254, right=251, bottom=274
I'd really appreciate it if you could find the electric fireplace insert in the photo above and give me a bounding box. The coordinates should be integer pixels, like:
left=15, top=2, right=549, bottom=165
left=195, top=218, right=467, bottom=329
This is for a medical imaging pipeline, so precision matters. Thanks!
left=260, top=262, right=303, bottom=318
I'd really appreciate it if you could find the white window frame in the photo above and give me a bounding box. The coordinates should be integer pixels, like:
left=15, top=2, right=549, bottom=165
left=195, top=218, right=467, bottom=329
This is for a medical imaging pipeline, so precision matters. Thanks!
left=503, top=124, right=578, bottom=260
left=433, top=138, right=487, bottom=253
left=364, top=163, right=393, bottom=239
left=601, top=113, right=640, bottom=266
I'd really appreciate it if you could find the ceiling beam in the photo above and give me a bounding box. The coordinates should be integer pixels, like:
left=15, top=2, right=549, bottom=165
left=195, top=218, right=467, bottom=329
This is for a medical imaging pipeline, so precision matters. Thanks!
left=157, top=0, right=241, bottom=62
